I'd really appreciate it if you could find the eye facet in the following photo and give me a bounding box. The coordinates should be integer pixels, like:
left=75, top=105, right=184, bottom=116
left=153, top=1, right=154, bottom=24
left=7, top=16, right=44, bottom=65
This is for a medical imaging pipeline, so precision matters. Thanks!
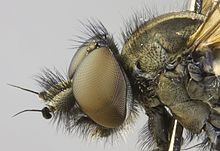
left=72, top=47, right=130, bottom=128
left=68, top=41, right=97, bottom=79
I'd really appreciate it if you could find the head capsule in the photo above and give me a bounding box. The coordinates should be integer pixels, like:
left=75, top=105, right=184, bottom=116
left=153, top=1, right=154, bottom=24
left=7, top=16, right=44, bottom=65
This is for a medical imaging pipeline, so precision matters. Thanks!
left=11, top=22, right=136, bottom=139
left=68, top=30, right=133, bottom=128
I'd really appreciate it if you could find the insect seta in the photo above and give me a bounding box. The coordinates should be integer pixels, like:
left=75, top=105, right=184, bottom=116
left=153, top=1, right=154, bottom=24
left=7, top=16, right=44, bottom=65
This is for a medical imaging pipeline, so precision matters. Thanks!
left=11, top=0, right=220, bottom=150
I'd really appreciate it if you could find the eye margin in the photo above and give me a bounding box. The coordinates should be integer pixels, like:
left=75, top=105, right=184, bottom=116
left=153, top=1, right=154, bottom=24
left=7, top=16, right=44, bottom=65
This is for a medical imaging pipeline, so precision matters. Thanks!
left=68, top=20, right=120, bottom=80
left=78, top=20, right=119, bottom=55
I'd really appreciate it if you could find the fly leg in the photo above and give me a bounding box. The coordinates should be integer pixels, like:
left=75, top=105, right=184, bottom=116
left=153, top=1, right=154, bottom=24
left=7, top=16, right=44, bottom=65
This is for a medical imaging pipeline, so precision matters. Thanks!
left=200, top=50, right=215, bottom=74
left=143, top=106, right=174, bottom=151
left=204, top=122, right=220, bottom=150
left=169, top=121, right=183, bottom=151
left=157, top=72, right=211, bottom=133
left=193, top=0, right=203, bottom=14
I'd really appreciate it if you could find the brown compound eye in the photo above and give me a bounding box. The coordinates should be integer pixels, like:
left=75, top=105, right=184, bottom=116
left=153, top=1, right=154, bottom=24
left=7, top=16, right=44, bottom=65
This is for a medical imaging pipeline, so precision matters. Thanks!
left=68, top=41, right=97, bottom=80
left=72, top=47, right=131, bottom=128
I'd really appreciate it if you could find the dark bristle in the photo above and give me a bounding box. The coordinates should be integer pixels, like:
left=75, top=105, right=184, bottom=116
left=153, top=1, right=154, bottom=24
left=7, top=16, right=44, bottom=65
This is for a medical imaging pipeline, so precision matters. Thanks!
left=35, top=68, right=67, bottom=90
left=138, top=120, right=157, bottom=150
left=181, top=128, right=217, bottom=150
left=35, top=68, right=71, bottom=100
left=34, top=66, right=140, bottom=142
left=121, top=1, right=189, bottom=45
left=183, top=129, right=197, bottom=146
left=73, top=20, right=119, bottom=55
left=50, top=96, right=139, bottom=144
left=120, top=4, right=161, bottom=45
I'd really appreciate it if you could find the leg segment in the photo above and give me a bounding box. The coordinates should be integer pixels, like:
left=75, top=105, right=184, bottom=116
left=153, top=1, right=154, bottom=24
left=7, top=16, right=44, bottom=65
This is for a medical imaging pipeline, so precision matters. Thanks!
left=194, top=0, right=203, bottom=14
left=157, top=72, right=210, bottom=133
left=173, top=122, right=183, bottom=151
left=143, top=106, right=174, bottom=151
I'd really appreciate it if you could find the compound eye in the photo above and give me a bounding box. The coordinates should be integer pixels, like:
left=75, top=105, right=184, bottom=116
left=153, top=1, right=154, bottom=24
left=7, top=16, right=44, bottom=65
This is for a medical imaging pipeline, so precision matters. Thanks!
left=68, top=42, right=97, bottom=79
left=72, top=47, right=130, bottom=128
left=42, top=107, right=52, bottom=119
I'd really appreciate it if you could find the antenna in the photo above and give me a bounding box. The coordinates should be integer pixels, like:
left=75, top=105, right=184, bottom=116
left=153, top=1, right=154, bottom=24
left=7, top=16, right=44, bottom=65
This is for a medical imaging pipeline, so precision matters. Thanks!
left=12, top=107, right=52, bottom=119
left=12, top=109, right=42, bottom=117
left=8, top=84, right=39, bottom=95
